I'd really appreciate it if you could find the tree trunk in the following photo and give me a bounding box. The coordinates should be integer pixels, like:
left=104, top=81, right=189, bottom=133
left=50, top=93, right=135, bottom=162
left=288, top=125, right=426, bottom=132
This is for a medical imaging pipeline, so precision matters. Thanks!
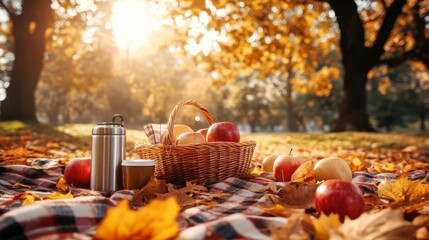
left=332, top=67, right=374, bottom=131
left=328, top=0, right=406, bottom=131
left=286, top=75, right=298, bottom=132
left=0, top=0, right=52, bottom=122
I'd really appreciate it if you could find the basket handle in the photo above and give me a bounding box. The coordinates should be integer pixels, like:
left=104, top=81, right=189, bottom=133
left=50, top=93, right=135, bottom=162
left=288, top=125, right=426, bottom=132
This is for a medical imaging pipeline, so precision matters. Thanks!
left=162, top=100, right=215, bottom=145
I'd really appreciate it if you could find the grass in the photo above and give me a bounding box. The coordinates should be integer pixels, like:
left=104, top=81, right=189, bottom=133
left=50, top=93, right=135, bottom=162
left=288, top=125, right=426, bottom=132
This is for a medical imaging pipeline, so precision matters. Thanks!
left=1, top=121, right=428, bottom=164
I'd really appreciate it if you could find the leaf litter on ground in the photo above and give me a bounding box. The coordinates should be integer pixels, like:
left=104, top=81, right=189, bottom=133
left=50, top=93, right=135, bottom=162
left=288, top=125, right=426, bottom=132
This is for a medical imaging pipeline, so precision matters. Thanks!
left=2, top=122, right=429, bottom=239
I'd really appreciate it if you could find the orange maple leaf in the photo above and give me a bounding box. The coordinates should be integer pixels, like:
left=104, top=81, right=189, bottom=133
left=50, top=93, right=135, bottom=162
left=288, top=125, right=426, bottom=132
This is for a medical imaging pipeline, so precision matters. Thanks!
left=377, top=173, right=429, bottom=203
left=94, top=197, right=180, bottom=240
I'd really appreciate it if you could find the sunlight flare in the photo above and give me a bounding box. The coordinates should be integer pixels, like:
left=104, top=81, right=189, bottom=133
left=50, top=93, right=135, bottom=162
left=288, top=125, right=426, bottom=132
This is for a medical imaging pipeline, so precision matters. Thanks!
left=112, top=0, right=160, bottom=49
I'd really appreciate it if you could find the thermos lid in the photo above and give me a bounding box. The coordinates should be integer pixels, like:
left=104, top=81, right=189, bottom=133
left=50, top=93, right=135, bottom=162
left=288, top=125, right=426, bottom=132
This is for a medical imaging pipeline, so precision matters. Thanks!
left=92, top=114, right=126, bottom=135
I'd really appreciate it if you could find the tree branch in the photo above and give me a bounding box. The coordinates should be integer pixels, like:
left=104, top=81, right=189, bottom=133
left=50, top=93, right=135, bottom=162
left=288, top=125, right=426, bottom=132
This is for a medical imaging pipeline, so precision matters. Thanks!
left=368, top=0, right=407, bottom=68
left=376, top=50, right=417, bottom=67
left=379, top=0, right=388, bottom=10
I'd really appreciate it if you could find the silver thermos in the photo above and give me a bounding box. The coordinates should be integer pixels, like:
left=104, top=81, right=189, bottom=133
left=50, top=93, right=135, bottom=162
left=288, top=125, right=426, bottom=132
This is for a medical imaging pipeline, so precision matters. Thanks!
left=91, top=114, right=126, bottom=191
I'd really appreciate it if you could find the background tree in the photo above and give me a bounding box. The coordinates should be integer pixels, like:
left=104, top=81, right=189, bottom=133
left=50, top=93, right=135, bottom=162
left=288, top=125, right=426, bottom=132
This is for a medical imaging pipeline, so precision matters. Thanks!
left=0, top=0, right=53, bottom=121
left=161, top=0, right=427, bottom=132
left=163, top=0, right=340, bottom=131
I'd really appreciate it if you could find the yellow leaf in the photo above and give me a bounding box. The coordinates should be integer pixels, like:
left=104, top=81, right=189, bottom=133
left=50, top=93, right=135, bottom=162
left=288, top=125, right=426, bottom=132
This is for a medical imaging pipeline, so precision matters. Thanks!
left=259, top=204, right=304, bottom=218
left=291, top=160, right=316, bottom=183
left=350, top=158, right=366, bottom=172
left=21, top=194, right=36, bottom=206
left=94, top=198, right=180, bottom=240
left=56, top=177, right=69, bottom=192
left=43, top=191, right=74, bottom=200
left=312, top=213, right=342, bottom=240
left=377, top=173, right=429, bottom=203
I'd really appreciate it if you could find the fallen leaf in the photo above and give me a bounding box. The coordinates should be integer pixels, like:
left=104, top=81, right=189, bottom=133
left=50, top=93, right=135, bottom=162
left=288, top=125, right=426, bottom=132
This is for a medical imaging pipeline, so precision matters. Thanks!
left=402, top=146, right=418, bottom=153
left=278, top=182, right=319, bottom=208
left=291, top=160, right=316, bottom=183
left=256, top=182, right=281, bottom=194
left=377, top=173, right=429, bottom=203
left=312, top=213, right=342, bottom=240
left=156, top=182, right=208, bottom=209
left=259, top=204, right=304, bottom=218
left=94, top=198, right=180, bottom=240
left=332, top=208, right=416, bottom=240
left=56, top=177, right=69, bottom=192
left=13, top=183, right=33, bottom=189
left=131, top=177, right=168, bottom=206
left=372, top=162, right=397, bottom=173
left=21, top=193, right=37, bottom=206
left=18, top=191, right=73, bottom=206
left=43, top=191, right=73, bottom=200
left=46, top=142, right=60, bottom=149
left=270, top=213, right=310, bottom=240
left=349, top=158, right=366, bottom=172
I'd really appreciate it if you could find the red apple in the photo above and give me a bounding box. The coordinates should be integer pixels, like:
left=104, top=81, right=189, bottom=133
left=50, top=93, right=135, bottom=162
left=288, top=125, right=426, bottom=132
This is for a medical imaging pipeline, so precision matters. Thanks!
left=197, top=128, right=208, bottom=139
left=206, top=121, right=240, bottom=142
left=176, top=132, right=206, bottom=145
left=273, top=154, right=305, bottom=181
left=64, top=157, right=91, bottom=188
left=314, top=179, right=365, bottom=222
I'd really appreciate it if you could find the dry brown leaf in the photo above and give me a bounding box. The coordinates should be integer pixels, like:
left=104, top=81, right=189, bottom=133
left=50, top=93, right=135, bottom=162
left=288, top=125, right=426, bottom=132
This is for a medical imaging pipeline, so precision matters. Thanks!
left=377, top=173, right=429, bottom=203
left=312, top=213, right=342, bottom=240
left=130, top=177, right=168, bottom=206
left=278, top=183, right=319, bottom=208
left=156, top=182, right=207, bottom=209
left=94, top=198, right=180, bottom=240
left=270, top=213, right=310, bottom=240
left=291, top=160, right=316, bottom=183
left=256, top=182, right=281, bottom=194
left=331, top=208, right=416, bottom=240
left=402, top=145, right=418, bottom=153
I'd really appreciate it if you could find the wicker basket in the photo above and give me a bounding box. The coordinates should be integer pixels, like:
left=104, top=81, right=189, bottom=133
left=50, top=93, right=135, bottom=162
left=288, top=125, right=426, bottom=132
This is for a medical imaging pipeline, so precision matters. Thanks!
left=134, top=100, right=256, bottom=185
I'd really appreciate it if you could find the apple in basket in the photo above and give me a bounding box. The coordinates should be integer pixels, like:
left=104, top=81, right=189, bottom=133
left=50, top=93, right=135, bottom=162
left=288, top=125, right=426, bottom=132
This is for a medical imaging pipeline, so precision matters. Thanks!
left=173, top=124, right=194, bottom=141
left=197, top=128, right=208, bottom=139
left=64, top=157, right=91, bottom=188
left=314, top=179, right=365, bottom=222
left=206, top=121, right=240, bottom=142
left=176, top=132, right=206, bottom=145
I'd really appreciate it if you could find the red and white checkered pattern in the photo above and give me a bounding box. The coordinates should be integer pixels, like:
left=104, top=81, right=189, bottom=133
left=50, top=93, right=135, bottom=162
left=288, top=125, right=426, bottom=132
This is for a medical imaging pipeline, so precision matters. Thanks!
left=1, top=158, right=428, bottom=239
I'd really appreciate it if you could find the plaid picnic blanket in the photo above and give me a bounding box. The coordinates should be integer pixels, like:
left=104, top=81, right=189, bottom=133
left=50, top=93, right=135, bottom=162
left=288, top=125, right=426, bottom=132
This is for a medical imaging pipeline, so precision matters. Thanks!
left=0, top=159, right=428, bottom=240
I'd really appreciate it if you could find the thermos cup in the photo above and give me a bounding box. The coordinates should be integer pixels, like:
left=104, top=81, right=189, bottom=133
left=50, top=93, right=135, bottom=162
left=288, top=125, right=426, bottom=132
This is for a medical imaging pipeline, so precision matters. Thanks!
left=90, top=114, right=126, bottom=191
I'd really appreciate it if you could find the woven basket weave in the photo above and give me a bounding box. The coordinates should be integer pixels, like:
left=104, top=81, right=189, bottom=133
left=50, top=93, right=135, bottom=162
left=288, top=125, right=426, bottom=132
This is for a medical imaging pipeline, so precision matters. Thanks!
left=134, top=100, right=256, bottom=185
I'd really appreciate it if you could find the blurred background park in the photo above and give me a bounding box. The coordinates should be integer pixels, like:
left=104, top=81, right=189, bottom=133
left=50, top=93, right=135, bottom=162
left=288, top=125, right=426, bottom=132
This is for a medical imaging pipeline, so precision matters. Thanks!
left=0, top=0, right=428, bottom=133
